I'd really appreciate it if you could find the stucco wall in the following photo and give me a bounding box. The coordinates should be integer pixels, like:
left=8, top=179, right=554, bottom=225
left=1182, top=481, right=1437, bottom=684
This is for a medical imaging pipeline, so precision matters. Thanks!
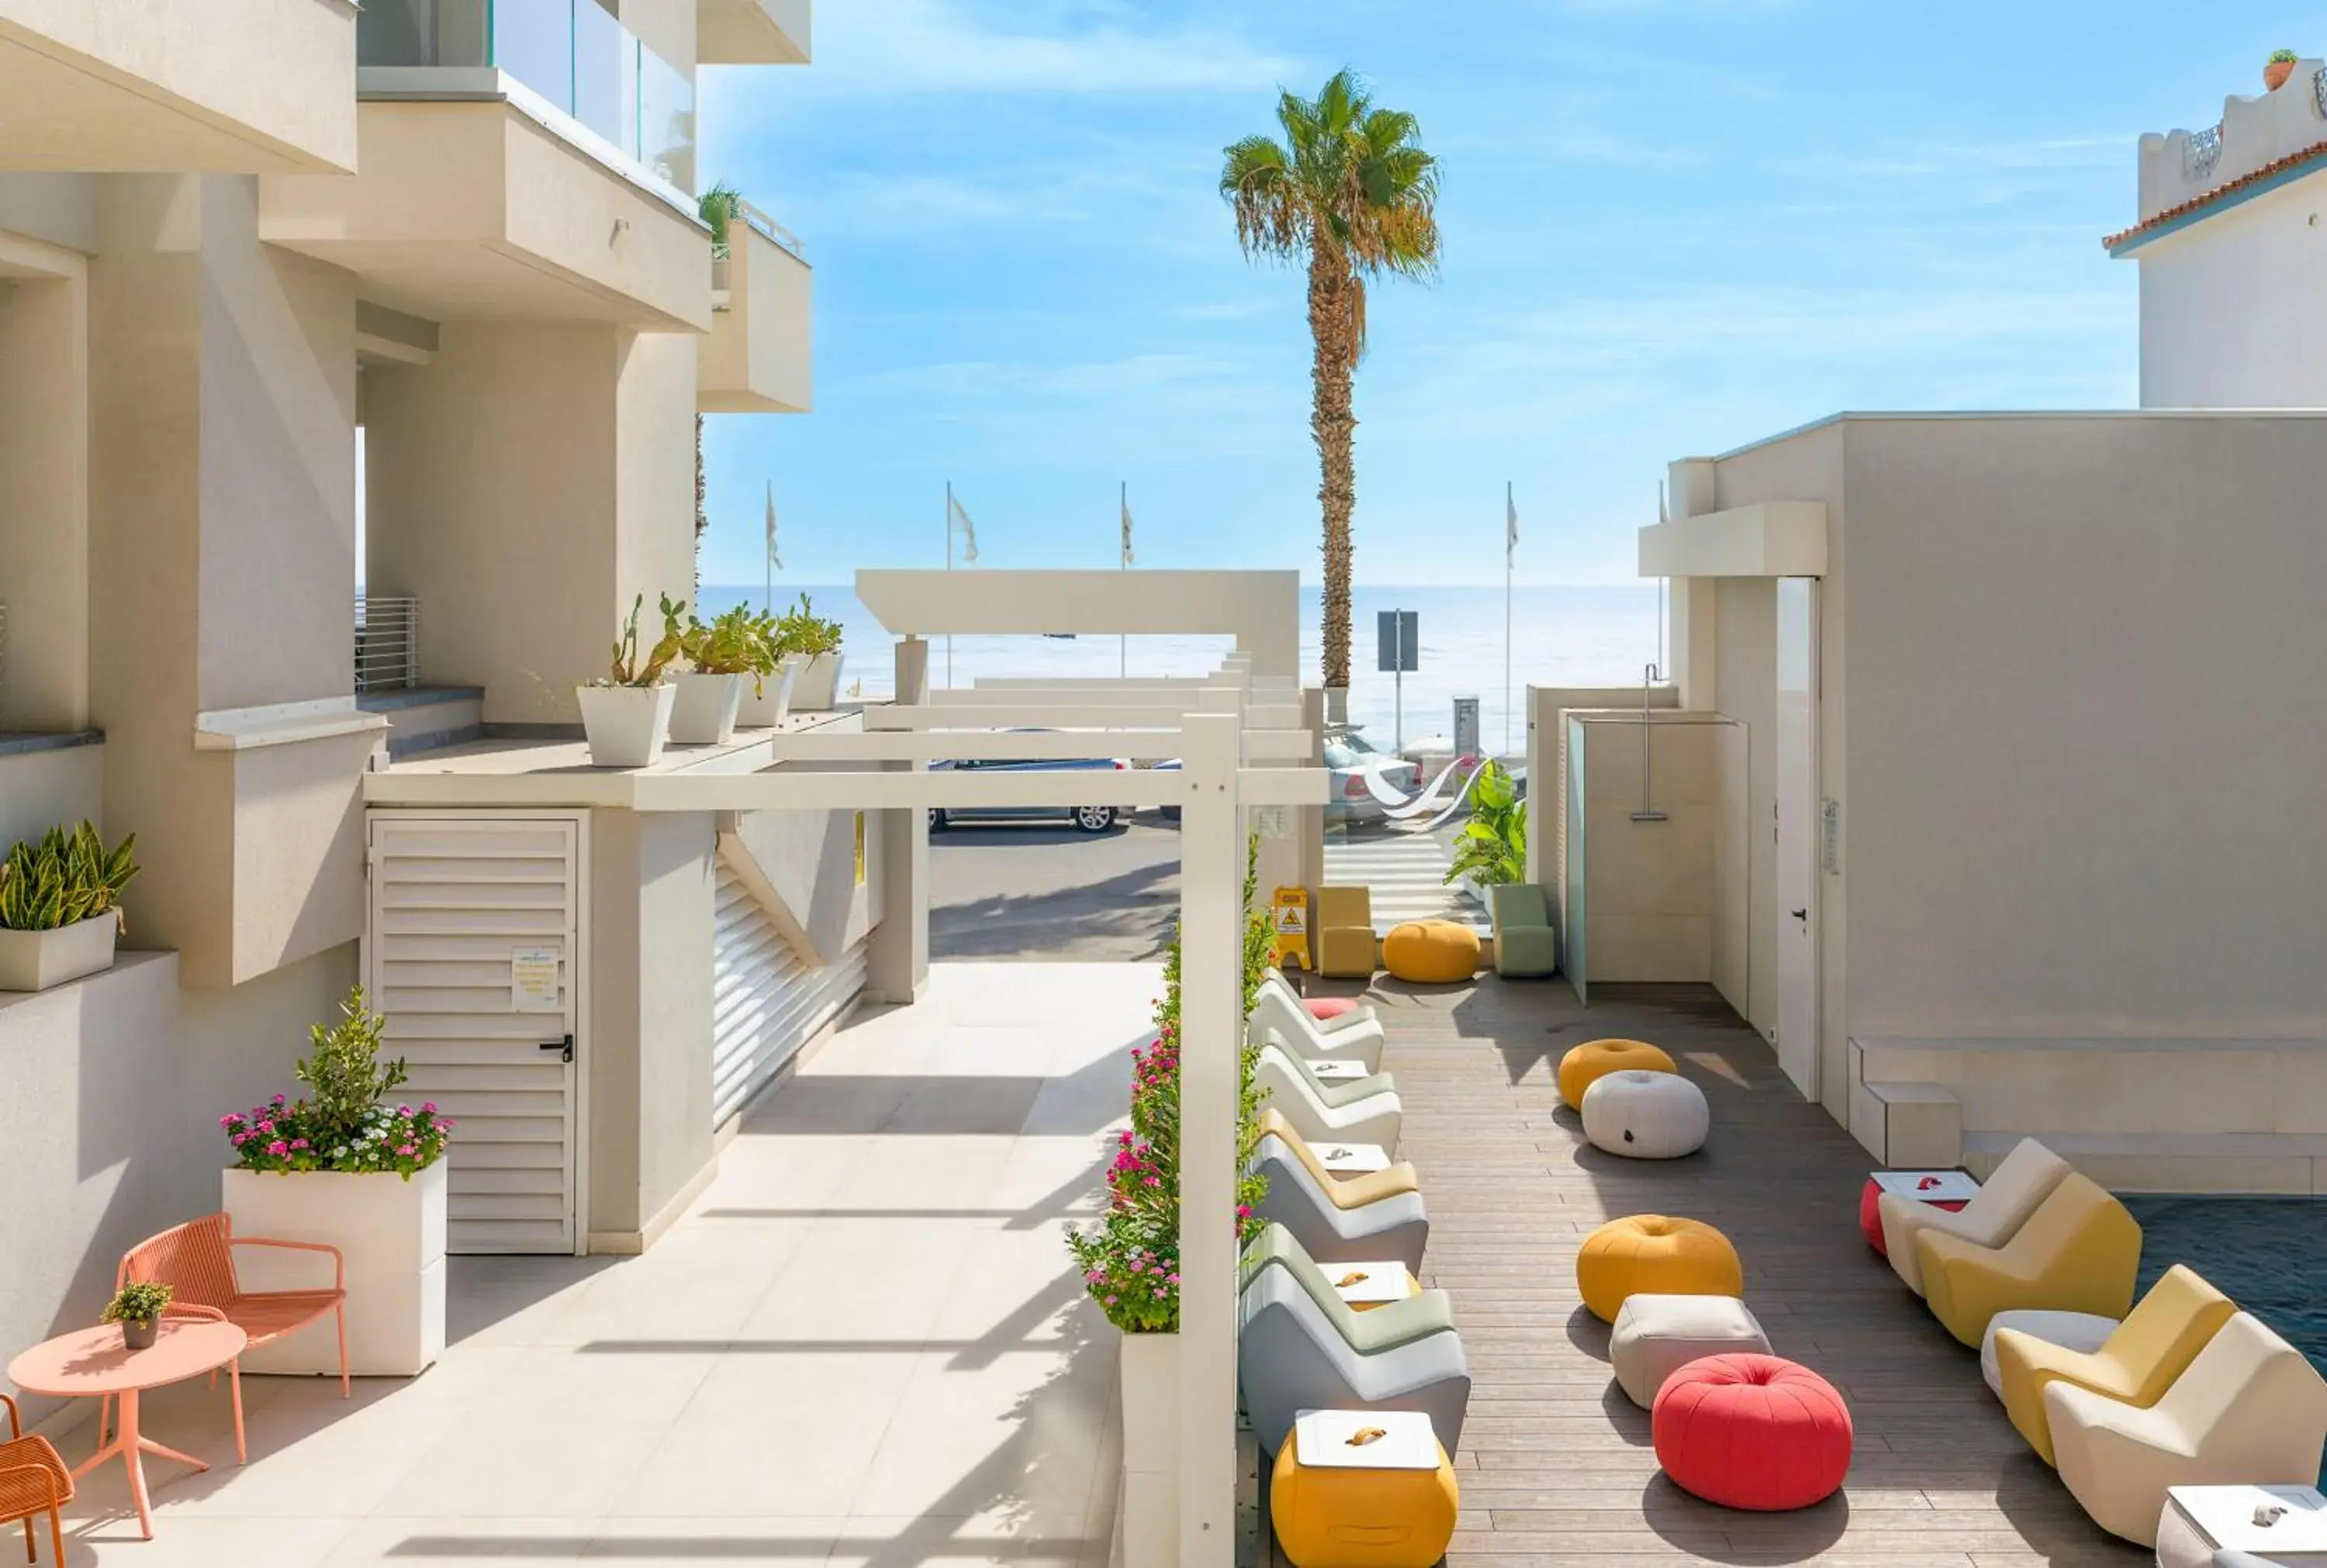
left=2137, top=180, right=2327, bottom=409
left=0, top=260, right=87, bottom=730
left=0, top=745, right=103, bottom=857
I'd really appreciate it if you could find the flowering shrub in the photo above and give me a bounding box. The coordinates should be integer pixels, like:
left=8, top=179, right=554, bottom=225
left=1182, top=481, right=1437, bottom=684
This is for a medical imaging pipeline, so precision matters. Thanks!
left=223, top=986, right=453, bottom=1180
left=1070, top=835, right=1276, bottom=1334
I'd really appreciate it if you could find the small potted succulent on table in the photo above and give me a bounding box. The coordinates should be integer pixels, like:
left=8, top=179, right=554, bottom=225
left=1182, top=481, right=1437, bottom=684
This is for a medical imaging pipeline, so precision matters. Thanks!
left=577, top=594, right=683, bottom=767
left=0, top=821, right=139, bottom=992
left=2268, top=50, right=2301, bottom=92
left=673, top=603, right=780, bottom=744
left=102, top=1283, right=173, bottom=1351
left=776, top=592, right=847, bottom=710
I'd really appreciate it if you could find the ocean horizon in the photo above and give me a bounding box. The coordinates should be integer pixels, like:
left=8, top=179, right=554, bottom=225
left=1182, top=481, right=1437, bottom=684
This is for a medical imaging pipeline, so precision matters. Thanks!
left=697, top=582, right=1665, bottom=754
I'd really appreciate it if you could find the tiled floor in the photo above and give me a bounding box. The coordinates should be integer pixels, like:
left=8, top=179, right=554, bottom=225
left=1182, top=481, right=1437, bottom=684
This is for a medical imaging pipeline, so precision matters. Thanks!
left=46, top=962, right=1152, bottom=1567
left=1345, top=973, right=2154, bottom=1568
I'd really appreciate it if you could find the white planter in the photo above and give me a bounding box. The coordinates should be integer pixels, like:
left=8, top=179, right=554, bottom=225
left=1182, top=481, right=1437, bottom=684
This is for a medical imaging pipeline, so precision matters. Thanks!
left=0, top=914, right=117, bottom=992
left=669, top=672, right=745, bottom=745
left=1115, top=1330, right=1179, bottom=1568
left=790, top=651, right=844, bottom=710
left=736, top=657, right=801, bottom=728
left=222, top=1161, right=447, bottom=1377
left=576, top=682, right=675, bottom=768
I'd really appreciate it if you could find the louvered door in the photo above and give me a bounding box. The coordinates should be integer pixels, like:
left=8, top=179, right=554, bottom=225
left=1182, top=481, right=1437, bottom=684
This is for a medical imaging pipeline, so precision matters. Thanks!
left=365, top=813, right=585, bottom=1255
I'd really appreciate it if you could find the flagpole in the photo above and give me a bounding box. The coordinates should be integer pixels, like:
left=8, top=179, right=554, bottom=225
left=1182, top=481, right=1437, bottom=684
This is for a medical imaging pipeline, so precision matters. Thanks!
left=763, top=482, right=773, bottom=610
left=944, top=479, right=954, bottom=689
left=1119, top=480, right=1128, bottom=681
left=1504, top=480, right=1515, bottom=762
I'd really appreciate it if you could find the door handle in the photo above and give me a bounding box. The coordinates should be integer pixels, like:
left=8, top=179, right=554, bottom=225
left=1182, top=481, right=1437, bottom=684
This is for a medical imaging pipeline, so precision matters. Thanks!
left=540, top=1034, right=575, bottom=1064
left=1792, top=909, right=1808, bottom=922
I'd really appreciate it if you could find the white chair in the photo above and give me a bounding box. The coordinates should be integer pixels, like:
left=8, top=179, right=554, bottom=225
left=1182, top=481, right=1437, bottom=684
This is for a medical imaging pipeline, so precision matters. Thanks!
left=1253, top=1043, right=1402, bottom=1152
left=2047, top=1313, right=2327, bottom=1548
left=1263, top=969, right=1375, bottom=1032
left=1879, top=1136, right=2069, bottom=1297
left=1249, top=984, right=1384, bottom=1073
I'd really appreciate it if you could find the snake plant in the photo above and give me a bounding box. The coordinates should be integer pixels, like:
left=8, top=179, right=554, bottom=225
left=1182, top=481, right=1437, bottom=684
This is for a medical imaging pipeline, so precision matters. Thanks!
left=0, top=822, right=140, bottom=933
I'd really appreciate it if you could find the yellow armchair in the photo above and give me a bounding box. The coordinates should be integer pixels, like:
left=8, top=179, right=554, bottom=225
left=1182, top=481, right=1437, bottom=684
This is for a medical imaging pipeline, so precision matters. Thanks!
left=1917, top=1172, right=2142, bottom=1348
left=1257, top=1108, right=1422, bottom=1209
left=1315, top=886, right=1377, bottom=979
left=1993, top=1263, right=2234, bottom=1465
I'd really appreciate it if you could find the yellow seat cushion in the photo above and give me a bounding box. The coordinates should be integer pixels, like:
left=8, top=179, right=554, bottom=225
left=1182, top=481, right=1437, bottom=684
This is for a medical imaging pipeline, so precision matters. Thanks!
left=1258, top=1109, right=1423, bottom=1210
left=1557, top=1039, right=1676, bottom=1111
left=1270, top=1426, right=1457, bottom=1568
left=1380, top=920, right=1479, bottom=985
left=1575, top=1214, right=1743, bottom=1325
left=1917, top=1172, right=2144, bottom=1349
left=1994, top=1262, right=2233, bottom=1465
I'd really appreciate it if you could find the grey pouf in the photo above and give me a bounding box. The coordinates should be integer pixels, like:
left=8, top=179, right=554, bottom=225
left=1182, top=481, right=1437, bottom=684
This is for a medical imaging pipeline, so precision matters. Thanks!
left=1581, top=1069, right=1710, bottom=1159
left=1608, top=1292, right=1772, bottom=1408
left=1977, top=1308, right=2118, bottom=1399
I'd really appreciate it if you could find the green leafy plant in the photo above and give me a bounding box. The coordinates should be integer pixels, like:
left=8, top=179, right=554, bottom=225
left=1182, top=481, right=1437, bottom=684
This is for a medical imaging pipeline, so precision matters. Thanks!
left=222, top=986, right=453, bottom=1179
left=596, top=593, right=687, bottom=688
left=102, top=1282, right=173, bottom=1327
left=699, top=181, right=745, bottom=261
left=682, top=603, right=781, bottom=694
left=2272, top=48, right=2301, bottom=64
left=0, top=822, right=139, bottom=933
left=1444, top=761, right=1526, bottom=888
left=772, top=593, right=843, bottom=658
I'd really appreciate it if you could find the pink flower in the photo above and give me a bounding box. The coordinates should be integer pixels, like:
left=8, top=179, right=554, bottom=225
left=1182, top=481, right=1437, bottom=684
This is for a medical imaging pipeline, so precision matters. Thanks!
left=218, top=1114, right=237, bottom=1128
left=441, top=1119, right=455, bottom=1131
left=290, top=1138, right=309, bottom=1150
left=231, top=1133, right=247, bottom=1146
left=256, top=1121, right=274, bottom=1135
left=397, top=1105, right=413, bottom=1117
left=422, top=1102, right=438, bottom=1114
left=396, top=1145, right=417, bottom=1157
left=271, top=1093, right=287, bottom=1106
left=266, top=1140, right=289, bottom=1156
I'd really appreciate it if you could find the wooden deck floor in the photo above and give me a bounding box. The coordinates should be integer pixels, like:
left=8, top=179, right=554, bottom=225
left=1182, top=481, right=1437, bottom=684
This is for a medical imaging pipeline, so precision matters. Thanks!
left=1350, top=976, right=2150, bottom=1568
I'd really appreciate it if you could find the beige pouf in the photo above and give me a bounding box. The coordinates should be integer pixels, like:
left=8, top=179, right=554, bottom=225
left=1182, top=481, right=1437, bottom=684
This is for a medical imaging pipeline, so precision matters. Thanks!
left=1977, top=1308, right=2118, bottom=1400
left=1609, top=1292, right=1772, bottom=1409
left=1581, top=1069, right=1710, bottom=1159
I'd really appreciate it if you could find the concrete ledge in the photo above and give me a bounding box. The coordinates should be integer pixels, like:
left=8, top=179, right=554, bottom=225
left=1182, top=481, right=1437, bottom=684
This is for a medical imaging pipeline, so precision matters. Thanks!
left=0, top=729, right=102, bottom=757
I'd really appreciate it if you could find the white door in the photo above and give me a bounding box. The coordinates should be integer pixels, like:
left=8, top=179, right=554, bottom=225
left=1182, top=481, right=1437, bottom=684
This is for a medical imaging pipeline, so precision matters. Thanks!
left=365, top=813, right=585, bottom=1255
left=1774, top=579, right=1820, bottom=1101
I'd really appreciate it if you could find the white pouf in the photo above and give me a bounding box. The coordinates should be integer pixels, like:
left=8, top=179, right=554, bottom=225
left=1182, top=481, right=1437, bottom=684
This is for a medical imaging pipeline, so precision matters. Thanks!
left=1581, top=1070, right=1709, bottom=1159
left=1609, top=1293, right=1772, bottom=1409
left=1978, top=1308, right=2118, bottom=1399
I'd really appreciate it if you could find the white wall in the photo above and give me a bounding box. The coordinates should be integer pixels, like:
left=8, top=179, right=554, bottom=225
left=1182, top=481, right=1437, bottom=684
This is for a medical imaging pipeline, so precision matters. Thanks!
left=2138, top=178, right=2327, bottom=409
left=0, top=260, right=88, bottom=730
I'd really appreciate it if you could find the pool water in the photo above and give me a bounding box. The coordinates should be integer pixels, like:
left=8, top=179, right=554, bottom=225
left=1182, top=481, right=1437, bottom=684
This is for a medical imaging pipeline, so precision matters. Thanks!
left=2123, top=1194, right=2327, bottom=1483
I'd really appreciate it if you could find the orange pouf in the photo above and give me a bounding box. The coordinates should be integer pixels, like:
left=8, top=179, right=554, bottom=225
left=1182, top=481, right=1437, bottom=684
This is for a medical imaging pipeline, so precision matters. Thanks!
left=1270, top=1427, right=1458, bottom=1568
left=1380, top=920, right=1480, bottom=985
left=1653, top=1354, right=1852, bottom=1511
left=1557, top=1038, right=1675, bottom=1110
left=1575, top=1214, right=1744, bottom=1324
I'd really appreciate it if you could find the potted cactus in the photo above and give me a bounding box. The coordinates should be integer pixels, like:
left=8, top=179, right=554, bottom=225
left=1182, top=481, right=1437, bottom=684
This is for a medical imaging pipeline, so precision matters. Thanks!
left=2267, top=50, right=2301, bottom=91
left=102, top=1283, right=174, bottom=1351
left=776, top=593, right=846, bottom=710
left=0, top=822, right=140, bottom=992
left=672, top=603, right=779, bottom=744
left=577, top=595, right=682, bottom=767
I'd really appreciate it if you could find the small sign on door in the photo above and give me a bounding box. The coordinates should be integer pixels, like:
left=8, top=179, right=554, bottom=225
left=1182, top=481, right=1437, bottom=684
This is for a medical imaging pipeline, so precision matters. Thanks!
left=510, top=946, right=563, bottom=1013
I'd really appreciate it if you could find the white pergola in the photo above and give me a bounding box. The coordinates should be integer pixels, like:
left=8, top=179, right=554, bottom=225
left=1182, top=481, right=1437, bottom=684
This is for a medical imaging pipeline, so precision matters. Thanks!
left=643, top=646, right=1320, bottom=1568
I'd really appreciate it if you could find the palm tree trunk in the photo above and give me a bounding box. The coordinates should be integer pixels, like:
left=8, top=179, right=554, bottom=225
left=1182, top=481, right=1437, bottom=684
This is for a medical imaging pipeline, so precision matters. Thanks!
left=1306, top=246, right=1357, bottom=693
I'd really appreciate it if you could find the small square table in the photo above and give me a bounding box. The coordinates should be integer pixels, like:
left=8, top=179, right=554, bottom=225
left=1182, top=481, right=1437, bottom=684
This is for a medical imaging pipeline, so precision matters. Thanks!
left=1869, top=1169, right=1981, bottom=1203
left=1305, top=1060, right=1371, bottom=1086
left=2162, top=1484, right=2327, bottom=1566
left=1323, top=1261, right=1412, bottom=1310
left=1313, top=1141, right=1392, bottom=1176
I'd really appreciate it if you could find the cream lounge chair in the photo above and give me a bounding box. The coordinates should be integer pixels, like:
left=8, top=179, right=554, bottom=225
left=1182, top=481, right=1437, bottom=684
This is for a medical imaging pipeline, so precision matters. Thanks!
left=1254, top=1041, right=1402, bottom=1152
left=1262, top=969, right=1376, bottom=1031
left=1248, top=983, right=1385, bottom=1073
left=1879, top=1135, right=2070, bottom=1297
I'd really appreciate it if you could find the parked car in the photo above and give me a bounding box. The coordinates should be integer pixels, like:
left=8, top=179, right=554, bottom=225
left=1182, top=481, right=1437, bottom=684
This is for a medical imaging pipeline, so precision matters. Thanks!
left=928, top=755, right=1134, bottom=834
left=1326, top=730, right=1422, bottom=824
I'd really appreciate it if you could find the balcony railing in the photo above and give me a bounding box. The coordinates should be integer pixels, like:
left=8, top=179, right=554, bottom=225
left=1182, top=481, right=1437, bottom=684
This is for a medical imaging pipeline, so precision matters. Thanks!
left=355, top=595, right=420, bottom=692
left=711, top=199, right=804, bottom=298
left=358, top=0, right=695, bottom=192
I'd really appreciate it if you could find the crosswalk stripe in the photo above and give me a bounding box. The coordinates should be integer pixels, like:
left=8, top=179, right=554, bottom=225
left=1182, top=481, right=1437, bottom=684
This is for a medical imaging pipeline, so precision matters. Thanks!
left=1323, top=826, right=1488, bottom=934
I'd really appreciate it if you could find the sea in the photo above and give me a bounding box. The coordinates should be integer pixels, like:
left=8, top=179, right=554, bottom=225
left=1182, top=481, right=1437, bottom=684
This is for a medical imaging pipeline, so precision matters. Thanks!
left=696, top=582, right=1665, bottom=757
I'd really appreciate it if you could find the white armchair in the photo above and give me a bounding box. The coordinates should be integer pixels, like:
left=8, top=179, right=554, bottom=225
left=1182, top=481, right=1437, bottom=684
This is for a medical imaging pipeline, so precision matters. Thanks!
left=1253, top=1042, right=1402, bottom=1153
left=1249, top=982, right=1384, bottom=1072
left=1879, top=1136, right=2069, bottom=1297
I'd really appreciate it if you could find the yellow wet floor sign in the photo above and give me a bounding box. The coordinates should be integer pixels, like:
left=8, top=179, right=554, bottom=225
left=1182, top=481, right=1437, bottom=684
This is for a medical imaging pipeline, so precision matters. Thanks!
left=1271, top=887, right=1311, bottom=971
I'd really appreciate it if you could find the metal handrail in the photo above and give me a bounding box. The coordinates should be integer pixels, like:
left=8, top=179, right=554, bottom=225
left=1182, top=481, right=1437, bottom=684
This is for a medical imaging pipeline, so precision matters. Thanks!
left=737, top=199, right=804, bottom=261
left=354, top=594, right=420, bottom=692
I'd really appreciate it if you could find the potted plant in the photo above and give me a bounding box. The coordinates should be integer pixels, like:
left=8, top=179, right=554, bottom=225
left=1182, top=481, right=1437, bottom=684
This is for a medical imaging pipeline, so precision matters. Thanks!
left=776, top=592, right=846, bottom=710
left=577, top=594, right=682, bottom=767
left=220, top=986, right=454, bottom=1376
left=1444, top=760, right=1526, bottom=902
left=672, top=603, right=778, bottom=744
left=2268, top=50, right=2301, bottom=92
left=0, top=822, right=139, bottom=992
left=102, top=1283, right=173, bottom=1351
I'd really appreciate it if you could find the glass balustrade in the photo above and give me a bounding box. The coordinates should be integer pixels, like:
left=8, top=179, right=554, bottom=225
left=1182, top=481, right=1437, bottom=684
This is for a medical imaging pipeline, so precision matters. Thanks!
left=358, top=0, right=694, bottom=193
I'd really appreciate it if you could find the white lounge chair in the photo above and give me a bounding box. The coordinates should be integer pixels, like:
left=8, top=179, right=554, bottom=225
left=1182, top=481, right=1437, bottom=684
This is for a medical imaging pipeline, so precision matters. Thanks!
left=1261, top=969, right=1376, bottom=1032
left=1879, top=1136, right=2070, bottom=1297
left=1249, top=986, right=1384, bottom=1073
left=1253, top=1042, right=1402, bottom=1152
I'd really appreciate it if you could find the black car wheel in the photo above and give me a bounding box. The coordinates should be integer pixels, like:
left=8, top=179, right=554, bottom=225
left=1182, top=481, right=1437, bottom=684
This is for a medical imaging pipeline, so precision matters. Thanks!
left=928, top=809, right=949, bottom=831
left=1073, top=806, right=1116, bottom=834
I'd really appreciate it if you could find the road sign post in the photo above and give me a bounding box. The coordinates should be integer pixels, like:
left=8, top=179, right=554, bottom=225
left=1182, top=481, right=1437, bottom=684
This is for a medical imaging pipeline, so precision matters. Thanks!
left=1377, top=610, right=1419, bottom=754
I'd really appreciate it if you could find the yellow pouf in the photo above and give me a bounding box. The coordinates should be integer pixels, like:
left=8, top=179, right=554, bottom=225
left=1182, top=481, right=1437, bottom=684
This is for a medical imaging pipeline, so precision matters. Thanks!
left=1557, top=1038, right=1675, bottom=1110
left=1271, top=1428, right=1458, bottom=1568
left=1380, top=920, right=1480, bottom=985
left=1576, top=1214, right=1744, bottom=1324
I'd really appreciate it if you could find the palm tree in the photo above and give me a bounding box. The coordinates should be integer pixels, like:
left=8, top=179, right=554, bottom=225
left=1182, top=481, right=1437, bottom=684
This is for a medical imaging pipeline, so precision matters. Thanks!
left=1221, top=70, right=1440, bottom=696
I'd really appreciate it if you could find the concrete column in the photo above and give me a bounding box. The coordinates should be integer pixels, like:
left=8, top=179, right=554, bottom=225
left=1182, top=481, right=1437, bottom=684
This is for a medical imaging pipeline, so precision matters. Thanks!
left=1295, top=687, right=1326, bottom=900
left=866, top=636, right=928, bottom=1003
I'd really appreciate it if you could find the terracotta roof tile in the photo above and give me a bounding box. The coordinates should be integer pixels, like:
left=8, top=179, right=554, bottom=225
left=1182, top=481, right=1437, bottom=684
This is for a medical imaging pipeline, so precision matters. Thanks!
left=2105, top=139, right=2327, bottom=250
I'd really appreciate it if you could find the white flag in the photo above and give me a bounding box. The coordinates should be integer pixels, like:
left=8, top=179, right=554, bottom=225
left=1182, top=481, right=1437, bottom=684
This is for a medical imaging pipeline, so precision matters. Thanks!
left=764, top=482, right=781, bottom=572
left=1506, top=482, right=1519, bottom=568
left=1120, top=488, right=1135, bottom=567
left=950, top=490, right=979, bottom=564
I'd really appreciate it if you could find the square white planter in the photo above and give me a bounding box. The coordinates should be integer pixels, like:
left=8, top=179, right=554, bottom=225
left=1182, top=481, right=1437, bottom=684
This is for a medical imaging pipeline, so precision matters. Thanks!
left=790, top=651, right=844, bottom=710
left=736, top=658, right=800, bottom=728
left=0, top=914, right=117, bottom=992
left=576, top=682, right=675, bottom=768
left=222, top=1161, right=447, bottom=1378
left=669, top=672, right=745, bottom=745
left=1115, top=1330, right=1178, bottom=1568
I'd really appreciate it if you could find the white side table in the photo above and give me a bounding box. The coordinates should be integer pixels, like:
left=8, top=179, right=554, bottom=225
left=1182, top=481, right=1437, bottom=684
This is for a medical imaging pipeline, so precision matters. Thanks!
left=2157, top=1484, right=2327, bottom=1568
left=1314, top=1141, right=1391, bottom=1175
left=1323, top=1260, right=1411, bottom=1309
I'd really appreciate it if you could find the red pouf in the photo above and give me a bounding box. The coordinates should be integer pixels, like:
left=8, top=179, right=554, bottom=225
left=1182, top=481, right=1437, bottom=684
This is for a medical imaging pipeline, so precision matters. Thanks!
left=1653, top=1354, right=1852, bottom=1511
left=1858, top=1178, right=1969, bottom=1257
left=1306, top=997, right=1361, bottom=1021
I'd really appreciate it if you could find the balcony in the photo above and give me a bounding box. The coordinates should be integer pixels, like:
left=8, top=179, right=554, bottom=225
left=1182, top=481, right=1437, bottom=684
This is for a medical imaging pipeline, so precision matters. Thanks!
left=700, top=201, right=813, bottom=413
left=698, top=0, right=811, bottom=65
left=259, top=0, right=713, bottom=330
left=0, top=0, right=358, bottom=173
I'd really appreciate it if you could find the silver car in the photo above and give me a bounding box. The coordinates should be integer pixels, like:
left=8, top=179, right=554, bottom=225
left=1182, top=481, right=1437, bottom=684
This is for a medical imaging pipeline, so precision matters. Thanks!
left=927, top=755, right=1134, bottom=834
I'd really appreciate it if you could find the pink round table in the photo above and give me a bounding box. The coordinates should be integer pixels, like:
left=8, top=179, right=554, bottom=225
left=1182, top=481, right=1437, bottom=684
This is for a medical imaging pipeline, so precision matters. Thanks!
left=7, top=1318, right=247, bottom=1539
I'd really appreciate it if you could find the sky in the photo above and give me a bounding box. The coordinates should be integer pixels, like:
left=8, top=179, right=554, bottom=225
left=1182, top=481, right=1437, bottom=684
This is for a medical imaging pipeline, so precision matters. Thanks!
left=694, top=2, right=2314, bottom=588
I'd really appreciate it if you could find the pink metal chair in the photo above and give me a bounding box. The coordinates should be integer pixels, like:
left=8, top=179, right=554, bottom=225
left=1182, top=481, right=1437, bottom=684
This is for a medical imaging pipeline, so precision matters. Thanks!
left=0, top=1393, right=71, bottom=1564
